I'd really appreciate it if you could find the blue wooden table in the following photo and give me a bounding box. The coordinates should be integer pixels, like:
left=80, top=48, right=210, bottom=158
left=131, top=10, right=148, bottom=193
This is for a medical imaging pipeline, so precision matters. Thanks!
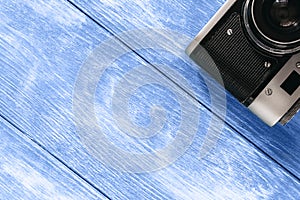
left=0, top=0, right=299, bottom=199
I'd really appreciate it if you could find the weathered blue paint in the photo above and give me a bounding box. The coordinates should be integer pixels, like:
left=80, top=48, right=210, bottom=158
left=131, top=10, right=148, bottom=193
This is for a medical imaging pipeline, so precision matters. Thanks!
left=0, top=117, right=106, bottom=199
left=70, top=0, right=300, bottom=179
left=0, top=0, right=299, bottom=199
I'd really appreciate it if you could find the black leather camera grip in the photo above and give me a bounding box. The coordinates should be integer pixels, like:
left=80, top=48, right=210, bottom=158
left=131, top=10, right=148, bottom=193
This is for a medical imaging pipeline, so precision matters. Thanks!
left=190, top=13, right=275, bottom=103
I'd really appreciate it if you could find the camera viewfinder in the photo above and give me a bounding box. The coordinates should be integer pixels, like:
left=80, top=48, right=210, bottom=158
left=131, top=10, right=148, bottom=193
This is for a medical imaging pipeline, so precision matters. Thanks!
left=280, top=71, right=300, bottom=95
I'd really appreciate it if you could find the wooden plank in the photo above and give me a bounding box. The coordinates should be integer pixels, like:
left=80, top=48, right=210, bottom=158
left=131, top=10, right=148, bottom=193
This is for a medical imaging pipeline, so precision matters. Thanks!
left=69, top=0, right=300, bottom=178
left=0, top=117, right=107, bottom=199
left=0, top=0, right=300, bottom=199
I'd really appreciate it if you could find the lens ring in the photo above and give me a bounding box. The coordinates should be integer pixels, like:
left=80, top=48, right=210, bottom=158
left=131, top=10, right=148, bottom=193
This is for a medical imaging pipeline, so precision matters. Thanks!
left=243, top=0, right=300, bottom=55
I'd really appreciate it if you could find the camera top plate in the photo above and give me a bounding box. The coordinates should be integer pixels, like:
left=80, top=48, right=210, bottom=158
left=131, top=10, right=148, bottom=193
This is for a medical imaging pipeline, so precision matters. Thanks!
left=249, top=52, right=300, bottom=126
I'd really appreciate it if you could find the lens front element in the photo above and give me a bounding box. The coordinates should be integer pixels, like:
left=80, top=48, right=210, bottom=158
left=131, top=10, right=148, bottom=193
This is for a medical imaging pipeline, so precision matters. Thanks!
left=270, top=0, right=300, bottom=29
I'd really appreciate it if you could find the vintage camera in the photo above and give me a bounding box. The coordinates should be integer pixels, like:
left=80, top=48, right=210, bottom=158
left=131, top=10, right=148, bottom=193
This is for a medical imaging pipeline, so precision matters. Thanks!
left=186, top=0, right=300, bottom=126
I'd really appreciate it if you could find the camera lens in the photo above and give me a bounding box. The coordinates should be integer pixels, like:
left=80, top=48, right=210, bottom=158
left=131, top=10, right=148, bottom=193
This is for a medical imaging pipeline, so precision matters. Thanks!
left=243, top=0, right=300, bottom=54
left=270, top=0, right=299, bottom=29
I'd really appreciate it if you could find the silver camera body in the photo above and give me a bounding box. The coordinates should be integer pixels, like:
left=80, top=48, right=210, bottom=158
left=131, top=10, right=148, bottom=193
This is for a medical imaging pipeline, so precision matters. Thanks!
left=186, top=0, right=300, bottom=126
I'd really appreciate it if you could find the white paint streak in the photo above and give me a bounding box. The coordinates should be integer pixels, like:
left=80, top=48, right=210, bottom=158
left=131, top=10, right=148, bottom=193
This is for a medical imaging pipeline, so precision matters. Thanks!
left=24, top=0, right=86, bottom=26
left=1, top=159, right=71, bottom=199
left=22, top=65, right=38, bottom=92
left=99, top=0, right=165, bottom=28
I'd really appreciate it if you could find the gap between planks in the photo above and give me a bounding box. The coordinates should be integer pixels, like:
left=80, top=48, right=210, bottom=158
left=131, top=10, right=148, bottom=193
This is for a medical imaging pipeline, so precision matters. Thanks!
left=64, top=0, right=300, bottom=184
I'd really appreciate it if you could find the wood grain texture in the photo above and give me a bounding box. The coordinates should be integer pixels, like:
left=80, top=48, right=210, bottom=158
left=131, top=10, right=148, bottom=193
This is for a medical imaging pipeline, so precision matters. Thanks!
left=69, top=0, right=300, bottom=179
left=0, top=117, right=106, bottom=199
left=0, top=0, right=299, bottom=199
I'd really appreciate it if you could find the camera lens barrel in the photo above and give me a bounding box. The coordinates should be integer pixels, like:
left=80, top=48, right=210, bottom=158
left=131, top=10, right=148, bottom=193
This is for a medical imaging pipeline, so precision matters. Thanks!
left=243, top=0, right=300, bottom=54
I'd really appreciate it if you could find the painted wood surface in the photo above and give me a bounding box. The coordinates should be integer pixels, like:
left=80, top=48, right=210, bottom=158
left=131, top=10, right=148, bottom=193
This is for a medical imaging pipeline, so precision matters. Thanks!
left=69, top=0, right=300, bottom=179
left=0, top=0, right=299, bottom=199
left=0, top=117, right=106, bottom=199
